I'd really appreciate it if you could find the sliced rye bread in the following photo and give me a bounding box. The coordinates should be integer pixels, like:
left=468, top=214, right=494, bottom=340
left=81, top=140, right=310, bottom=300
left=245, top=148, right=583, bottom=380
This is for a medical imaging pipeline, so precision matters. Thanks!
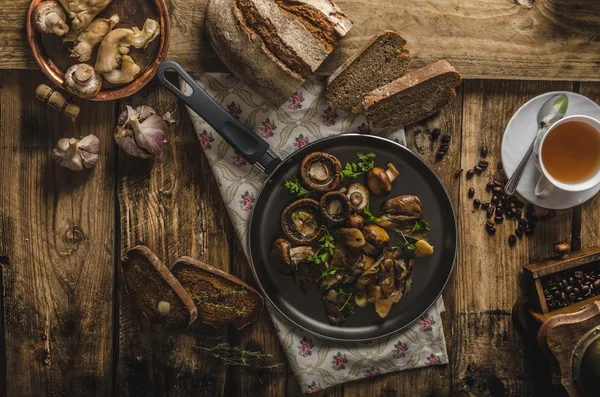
left=121, top=246, right=198, bottom=329
left=326, top=30, right=411, bottom=113
left=363, top=60, right=462, bottom=127
left=171, top=256, right=264, bottom=330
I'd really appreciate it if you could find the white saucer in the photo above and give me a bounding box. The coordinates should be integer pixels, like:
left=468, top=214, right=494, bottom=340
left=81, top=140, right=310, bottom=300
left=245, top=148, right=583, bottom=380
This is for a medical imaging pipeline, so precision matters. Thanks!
left=501, top=91, right=600, bottom=209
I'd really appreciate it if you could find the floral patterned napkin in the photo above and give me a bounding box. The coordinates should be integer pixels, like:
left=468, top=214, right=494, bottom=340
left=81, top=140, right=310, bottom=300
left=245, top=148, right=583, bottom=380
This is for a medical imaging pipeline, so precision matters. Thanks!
left=182, top=74, right=448, bottom=393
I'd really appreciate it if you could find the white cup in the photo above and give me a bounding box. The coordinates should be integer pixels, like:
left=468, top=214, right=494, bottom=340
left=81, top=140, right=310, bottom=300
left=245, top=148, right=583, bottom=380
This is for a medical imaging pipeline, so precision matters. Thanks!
left=535, top=115, right=600, bottom=199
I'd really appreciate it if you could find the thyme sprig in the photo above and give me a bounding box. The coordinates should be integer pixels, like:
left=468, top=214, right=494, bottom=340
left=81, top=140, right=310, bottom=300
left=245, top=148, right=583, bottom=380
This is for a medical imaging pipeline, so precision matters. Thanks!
left=196, top=343, right=283, bottom=369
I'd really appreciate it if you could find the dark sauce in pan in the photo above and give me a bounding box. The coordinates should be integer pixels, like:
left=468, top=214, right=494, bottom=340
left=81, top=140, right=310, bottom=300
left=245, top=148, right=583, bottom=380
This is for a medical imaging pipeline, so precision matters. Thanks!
left=40, top=0, right=161, bottom=89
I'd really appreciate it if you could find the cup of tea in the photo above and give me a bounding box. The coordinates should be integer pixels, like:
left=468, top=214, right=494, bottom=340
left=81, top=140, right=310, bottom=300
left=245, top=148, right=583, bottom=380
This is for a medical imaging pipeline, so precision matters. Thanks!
left=535, top=115, right=600, bottom=199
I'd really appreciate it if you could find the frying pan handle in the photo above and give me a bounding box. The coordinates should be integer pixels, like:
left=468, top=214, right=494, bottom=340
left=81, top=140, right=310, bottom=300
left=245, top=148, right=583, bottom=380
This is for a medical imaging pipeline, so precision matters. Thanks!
left=156, top=61, right=282, bottom=174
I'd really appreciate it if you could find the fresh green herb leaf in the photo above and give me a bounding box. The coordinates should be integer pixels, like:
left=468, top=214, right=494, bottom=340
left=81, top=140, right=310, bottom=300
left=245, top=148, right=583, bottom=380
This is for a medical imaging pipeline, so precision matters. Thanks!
left=338, top=287, right=354, bottom=312
left=316, top=267, right=338, bottom=281
left=395, top=232, right=416, bottom=251
left=412, top=219, right=430, bottom=233
left=308, top=226, right=335, bottom=265
left=339, top=152, right=376, bottom=180
left=363, top=202, right=379, bottom=223
left=282, top=175, right=310, bottom=198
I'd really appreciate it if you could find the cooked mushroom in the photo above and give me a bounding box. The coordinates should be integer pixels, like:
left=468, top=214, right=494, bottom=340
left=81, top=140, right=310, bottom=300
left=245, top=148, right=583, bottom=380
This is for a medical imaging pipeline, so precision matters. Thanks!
left=58, top=0, right=112, bottom=32
left=336, top=228, right=365, bottom=248
left=354, top=289, right=368, bottom=308
left=269, top=238, right=315, bottom=274
left=375, top=291, right=397, bottom=318
left=376, top=214, right=425, bottom=239
left=281, top=198, right=322, bottom=244
left=32, top=1, right=69, bottom=36
left=347, top=213, right=364, bottom=229
left=319, top=191, right=350, bottom=223
left=362, top=225, right=390, bottom=255
left=382, top=195, right=423, bottom=216
left=70, top=14, right=119, bottom=62
left=323, top=289, right=348, bottom=324
left=299, top=152, right=342, bottom=192
left=64, top=64, right=102, bottom=99
left=103, top=55, right=141, bottom=84
left=345, top=183, right=370, bottom=212
left=95, top=18, right=160, bottom=74
left=367, top=163, right=399, bottom=197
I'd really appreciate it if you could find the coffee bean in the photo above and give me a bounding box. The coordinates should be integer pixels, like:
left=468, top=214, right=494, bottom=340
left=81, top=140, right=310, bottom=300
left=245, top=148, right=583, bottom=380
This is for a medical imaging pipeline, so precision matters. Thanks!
left=487, top=207, right=494, bottom=218
left=479, top=160, right=489, bottom=168
left=506, top=210, right=514, bottom=218
left=487, top=227, right=496, bottom=236
left=468, top=187, right=475, bottom=198
left=515, top=201, right=524, bottom=208
left=508, top=235, right=517, bottom=246
left=508, top=196, right=517, bottom=203
left=436, top=151, right=446, bottom=160
left=495, top=216, right=503, bottom=224
left=431, top=128, right=441, bottom=141
left=493, top=179, right=503, bottom=187
left=473, top=199, right=481, bottom=209
left=474, top=165, right=484, bottom=174
left=496, top=208, right=504, bottom=216
left=518, top=224, right=524, bottom=232
left=519, top=219, right=528, bottom=227
left=515, top=229, right=523, bottom=239
left=497, top=203, right=504, bottom=211
left=492, top=195, right=499, bottom=204
left=482, top=202, right=490, bottom=209
left=497, top=161, right=503, bottom=170
left=455, top=169, right=464, bottom=178
left=480, top=146, right=488, bottom=158
left=441, top=134, right=451, bottom=143
left=566, top=285, right=574, bottom=293
left=440, top=144, right=450, bottom=152
left=515, top=209, right=522, bottom=219
left=486, top=182, right=495, bottom=192
left=466, top=169, right=475, bottom=179
left=492, top=186, right=503, bottom=194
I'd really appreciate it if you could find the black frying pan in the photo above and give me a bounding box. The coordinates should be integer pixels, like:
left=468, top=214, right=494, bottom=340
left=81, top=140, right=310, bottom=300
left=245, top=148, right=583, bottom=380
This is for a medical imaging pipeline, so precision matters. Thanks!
left=157, top=61, right=457, bottom=341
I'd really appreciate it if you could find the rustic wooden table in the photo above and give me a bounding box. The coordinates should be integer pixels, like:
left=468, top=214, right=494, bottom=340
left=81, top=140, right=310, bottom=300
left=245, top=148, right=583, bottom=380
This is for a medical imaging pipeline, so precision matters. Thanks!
left=1, top=1, right=600, bottom=397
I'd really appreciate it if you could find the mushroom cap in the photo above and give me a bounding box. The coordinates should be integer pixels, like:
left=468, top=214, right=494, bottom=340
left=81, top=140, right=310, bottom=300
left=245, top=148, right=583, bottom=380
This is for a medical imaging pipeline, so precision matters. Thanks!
left=32, top=1, right=68, bottom=35
left=362, top=224, right=390, bottom=247
left=64, top=64, right=102, bottom=99
left=367, top=167, right=392, bottom=197
left=346, top=183, right=370, bottom=212
left=336, top=228, right=365, bottom=248
left=280, top=198, right=323, bottom=244
left=381, top=195, right=423, bottom=216
left=347, top=214, right=364, bottom=229
left=269, top=238, right=294, bottom=274
left=319, top=191, right=350, bottom=223
left=300, top=152, right=342, bottom=192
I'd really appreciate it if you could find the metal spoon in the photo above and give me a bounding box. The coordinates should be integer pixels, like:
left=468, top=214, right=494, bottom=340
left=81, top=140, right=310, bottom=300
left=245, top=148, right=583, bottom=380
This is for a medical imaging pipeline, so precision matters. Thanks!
left=504, top=94, right=569, bottom=195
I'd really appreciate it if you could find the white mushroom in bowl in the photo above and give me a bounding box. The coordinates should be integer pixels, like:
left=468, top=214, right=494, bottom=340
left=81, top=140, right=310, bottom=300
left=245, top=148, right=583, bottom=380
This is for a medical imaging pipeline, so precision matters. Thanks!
left=64, top=63, right=102, bottom=99
left=32, top=1, right=69, bottom=36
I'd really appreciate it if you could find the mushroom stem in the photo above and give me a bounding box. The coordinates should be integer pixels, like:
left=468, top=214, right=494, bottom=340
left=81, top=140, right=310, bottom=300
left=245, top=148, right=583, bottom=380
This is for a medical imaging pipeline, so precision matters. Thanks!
left=46, top=12, right=69, bottom=35
left=385, top=163, right=399, bottom=182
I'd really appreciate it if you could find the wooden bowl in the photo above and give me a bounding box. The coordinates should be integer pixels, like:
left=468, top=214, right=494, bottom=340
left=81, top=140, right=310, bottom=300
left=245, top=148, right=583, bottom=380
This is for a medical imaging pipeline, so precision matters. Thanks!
left=26, top=0, right=170, bottom=101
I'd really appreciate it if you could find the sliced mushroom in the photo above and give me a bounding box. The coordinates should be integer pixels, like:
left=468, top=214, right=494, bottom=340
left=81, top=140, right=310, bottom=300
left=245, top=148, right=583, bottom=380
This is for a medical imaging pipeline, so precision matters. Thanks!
left=323, top=289, right=348, bottom=324
left=32, top=1, right=69, bottom=36
left=319, top=191, right=350, bottom=223
left=354, top=289, right=368, bottom=308
left=345, top=183, right=370, bottom=212
left=281, top=198, right=322, bottom=244
left=362, top=225, right=390, bottom=255
left=70, top=14, right=119, bottom=62
left=103, top=55, right=141, bottom=84
left=64, top=63, right=102, bottom=99
left=376, top=214, right=425, bottom=239
left=336, top=228, right=365, bottom=248
left=269, top=238, right=315, bottom=274
left=381, top=194, right=423, bottom=216
left=375, top=291, right=397, bottom=318
left=299, top=152, right=342, bottom=192
left=367, top=163, right=399, bottom=197
left=347, top=213, right=364, bottom=229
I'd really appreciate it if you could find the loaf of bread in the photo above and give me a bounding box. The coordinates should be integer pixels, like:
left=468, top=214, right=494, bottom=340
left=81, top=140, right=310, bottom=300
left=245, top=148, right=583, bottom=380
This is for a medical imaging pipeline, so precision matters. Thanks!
left=121, top=246, right=198, bottom=329
left=326, top=31, right=411, bottom=113
left=172, top=256, right=264, bottom=330
left=363, top=60, right=462, bottom=127
left=206, top=0, right=352, bottom=107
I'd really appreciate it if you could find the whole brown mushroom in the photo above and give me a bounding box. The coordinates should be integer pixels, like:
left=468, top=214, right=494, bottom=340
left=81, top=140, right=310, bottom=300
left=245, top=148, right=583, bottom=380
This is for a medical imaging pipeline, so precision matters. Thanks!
left=320, top=191, right=350, bottom=223
left=347, top=214, right=364, bottom=229
left=367, top=163, right=399, bottom=197
left=269, top=238, right=315, bottom=274
left=281, top=198, right=323, bottom=244
left=336, top=228, right=365, bottom=248
left=345, top=183, right=370, bottom=212
left=362, top=225, right=390, bottom=255
left=299, top=152, right=342, bottom=192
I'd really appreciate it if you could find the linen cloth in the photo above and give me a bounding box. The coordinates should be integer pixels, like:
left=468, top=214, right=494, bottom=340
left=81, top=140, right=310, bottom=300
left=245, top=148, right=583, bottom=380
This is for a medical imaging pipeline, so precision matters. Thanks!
left=182, top=73, right=448, bottom=393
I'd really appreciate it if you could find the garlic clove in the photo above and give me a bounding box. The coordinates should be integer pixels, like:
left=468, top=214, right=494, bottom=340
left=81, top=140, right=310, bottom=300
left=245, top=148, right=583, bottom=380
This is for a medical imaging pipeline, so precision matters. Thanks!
left=134, top=114, right=167, bottom=154
left=51, top=134, right=100, bottom=171
left=115, top=105, right=167, bottom=158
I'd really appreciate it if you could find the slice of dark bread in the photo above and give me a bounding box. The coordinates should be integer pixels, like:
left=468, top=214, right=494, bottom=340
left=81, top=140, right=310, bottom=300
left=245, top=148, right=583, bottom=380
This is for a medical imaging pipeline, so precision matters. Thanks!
left=171, top=256, right=264, bottom=330
left=121, top=246, right=198, bottom=329
left=326, top=31, right=411, bottom=113
left=363, top=60, right=462, bottom=127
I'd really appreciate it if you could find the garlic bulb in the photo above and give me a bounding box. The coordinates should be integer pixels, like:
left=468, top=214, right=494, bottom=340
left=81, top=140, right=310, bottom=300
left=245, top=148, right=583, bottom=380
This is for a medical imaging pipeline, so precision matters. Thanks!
left=51, top=134, right=100, bottom=171
left=114, top=105, right=167, bottom=158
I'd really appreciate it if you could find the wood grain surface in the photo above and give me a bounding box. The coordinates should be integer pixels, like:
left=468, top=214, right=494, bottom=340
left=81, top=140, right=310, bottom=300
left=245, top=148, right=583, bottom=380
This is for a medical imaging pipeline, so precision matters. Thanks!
left=3, top=0, right=600, bottom=81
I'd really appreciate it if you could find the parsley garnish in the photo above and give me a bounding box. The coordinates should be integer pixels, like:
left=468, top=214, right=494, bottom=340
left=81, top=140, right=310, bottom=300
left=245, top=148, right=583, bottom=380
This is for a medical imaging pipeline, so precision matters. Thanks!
left=339, top=152, right=376, bottom=180
left=395, top=232, right=416, bottom=251
left=282, top=175, right=310, bottom=198
left=412, top=219, right=430, bottom=233
left=338, top=288, right=354, bottom=312
left=308, top=226, right=335, bottom=265
left=316, top=267, right=338, bottom=281
left=363, top=202, right=379, bottom=222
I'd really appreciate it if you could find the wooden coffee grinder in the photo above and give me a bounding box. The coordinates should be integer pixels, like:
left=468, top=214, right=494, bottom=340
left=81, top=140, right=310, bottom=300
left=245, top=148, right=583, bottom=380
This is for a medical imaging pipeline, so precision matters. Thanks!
left=514, top=247, right=600, bottom=397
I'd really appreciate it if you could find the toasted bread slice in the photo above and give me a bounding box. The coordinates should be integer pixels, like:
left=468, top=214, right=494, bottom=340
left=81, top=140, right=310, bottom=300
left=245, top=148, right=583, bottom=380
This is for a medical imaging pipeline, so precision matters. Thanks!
left=172, top=257, right=264, bottom=330
left=121, top=246, right=197, bottom=329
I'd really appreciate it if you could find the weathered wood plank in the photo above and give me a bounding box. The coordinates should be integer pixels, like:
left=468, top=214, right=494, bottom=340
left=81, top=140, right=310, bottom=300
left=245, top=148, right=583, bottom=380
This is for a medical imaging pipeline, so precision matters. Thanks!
left=579, top=83, right=600, bottom=249
left=226, top=239, right=287, bottom=397
left=0, top=70, right=116, bottom=396
left=116, top=78, right=232, bottom=397
left=453, top=79, right=573, bottom=397
left=3, top=0, right=600, bottom=81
